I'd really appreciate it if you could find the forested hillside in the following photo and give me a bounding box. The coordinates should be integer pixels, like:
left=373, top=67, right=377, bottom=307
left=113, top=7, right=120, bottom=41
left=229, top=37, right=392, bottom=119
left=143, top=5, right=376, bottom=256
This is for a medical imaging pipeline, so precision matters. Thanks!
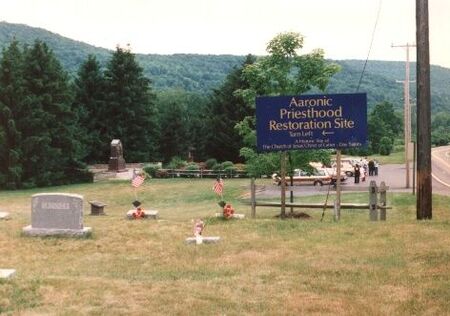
left=1, top=21, right=450, bottom=112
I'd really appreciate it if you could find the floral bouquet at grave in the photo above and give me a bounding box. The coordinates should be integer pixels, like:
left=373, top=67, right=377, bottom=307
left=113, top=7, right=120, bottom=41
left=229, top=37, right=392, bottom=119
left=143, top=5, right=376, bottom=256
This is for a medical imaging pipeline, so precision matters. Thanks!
left=131, top=200, right=145, bottom=219
left=222, top=203, right=235, bottom=219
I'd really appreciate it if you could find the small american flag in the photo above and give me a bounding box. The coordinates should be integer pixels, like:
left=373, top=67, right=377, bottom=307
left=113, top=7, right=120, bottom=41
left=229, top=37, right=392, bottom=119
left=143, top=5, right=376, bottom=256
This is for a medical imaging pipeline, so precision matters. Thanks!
left=131, top=173, right=145, bottom=188
left=213, top=178, right=224, bottom=195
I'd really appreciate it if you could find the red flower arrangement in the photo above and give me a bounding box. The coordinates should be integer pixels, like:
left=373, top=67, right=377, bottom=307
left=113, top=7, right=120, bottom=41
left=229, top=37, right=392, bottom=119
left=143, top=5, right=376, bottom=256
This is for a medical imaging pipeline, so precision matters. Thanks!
left=223, top=204, right=235, bottom=219
left=132, top=207, right=146, bottom=219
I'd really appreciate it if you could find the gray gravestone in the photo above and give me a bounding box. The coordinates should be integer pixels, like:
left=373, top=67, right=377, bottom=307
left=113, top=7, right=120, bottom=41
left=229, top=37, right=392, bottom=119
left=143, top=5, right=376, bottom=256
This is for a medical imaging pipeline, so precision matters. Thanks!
left=108, top=139, right=127, bottom=172
left=22, top=193, right=91, bottom=237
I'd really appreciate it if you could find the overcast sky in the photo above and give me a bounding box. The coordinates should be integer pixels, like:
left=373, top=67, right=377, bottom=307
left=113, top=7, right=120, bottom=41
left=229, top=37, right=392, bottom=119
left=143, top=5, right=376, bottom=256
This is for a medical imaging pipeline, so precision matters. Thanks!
left=2, top=0, right=449, bottom=68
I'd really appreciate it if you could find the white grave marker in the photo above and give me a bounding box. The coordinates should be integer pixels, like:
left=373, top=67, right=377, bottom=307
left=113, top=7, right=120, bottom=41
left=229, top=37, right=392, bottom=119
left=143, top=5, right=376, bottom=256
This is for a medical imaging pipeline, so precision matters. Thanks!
left=0, top=269, right=16, bottom=279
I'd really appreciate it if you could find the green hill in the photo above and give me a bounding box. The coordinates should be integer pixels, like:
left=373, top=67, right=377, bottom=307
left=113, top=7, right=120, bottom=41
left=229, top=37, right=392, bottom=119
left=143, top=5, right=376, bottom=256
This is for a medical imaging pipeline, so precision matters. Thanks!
left=1, top=21, right=449, bottom=112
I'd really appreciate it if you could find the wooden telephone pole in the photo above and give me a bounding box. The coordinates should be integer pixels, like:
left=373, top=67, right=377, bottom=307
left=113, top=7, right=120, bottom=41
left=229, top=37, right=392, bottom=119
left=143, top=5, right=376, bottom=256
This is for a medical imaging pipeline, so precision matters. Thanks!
left=392, top=43, right=415, bottom=189
left=416, top=0, right=432, bottom=219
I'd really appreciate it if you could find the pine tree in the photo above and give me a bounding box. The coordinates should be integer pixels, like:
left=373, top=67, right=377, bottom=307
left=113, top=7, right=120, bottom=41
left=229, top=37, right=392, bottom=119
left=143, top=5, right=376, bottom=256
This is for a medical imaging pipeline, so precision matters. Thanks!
left=103, top=46, right=159, bottom=162
left=206, top=55, right=256, bottom=162
left=73, top=55, right=108, bottom=163
left=157, top=90, right=189, bottom=162
left=0, top=41, right=25, bottom=189
left=20, top=41, right=84, bottom=187
left=157, top=89, right=210, bottom=163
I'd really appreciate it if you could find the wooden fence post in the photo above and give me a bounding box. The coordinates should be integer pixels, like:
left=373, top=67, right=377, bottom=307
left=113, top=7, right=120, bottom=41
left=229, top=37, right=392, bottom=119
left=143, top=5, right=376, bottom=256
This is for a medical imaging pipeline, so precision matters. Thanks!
left=379, top=181, right=387, bottom=221
left=369, top=181, right=378, bottom=221
left=251, top=178, right=256, bottom=218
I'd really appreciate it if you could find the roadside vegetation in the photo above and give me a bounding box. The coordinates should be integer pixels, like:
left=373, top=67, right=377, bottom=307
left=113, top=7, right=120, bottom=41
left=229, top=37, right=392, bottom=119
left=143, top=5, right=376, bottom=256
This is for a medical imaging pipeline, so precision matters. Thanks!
left=0, top=178, right=449, bottom=314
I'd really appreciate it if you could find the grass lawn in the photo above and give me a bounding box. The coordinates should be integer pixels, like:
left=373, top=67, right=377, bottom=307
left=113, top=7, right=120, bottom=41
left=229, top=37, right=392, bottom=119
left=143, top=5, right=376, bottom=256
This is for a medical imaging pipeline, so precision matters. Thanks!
left=0, top=178, right=449, bottom=315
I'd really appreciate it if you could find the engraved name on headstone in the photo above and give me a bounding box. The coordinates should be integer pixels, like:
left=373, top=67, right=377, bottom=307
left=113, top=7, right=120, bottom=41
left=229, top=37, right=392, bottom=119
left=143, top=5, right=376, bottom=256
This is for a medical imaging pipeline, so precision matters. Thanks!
left=23, top=193, right=91, bottom=237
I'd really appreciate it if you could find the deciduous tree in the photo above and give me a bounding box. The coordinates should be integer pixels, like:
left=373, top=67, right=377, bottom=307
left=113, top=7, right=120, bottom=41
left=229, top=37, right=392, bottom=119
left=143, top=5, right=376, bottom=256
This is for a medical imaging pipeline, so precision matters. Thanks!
left=235, top=32, right=340, bottom=177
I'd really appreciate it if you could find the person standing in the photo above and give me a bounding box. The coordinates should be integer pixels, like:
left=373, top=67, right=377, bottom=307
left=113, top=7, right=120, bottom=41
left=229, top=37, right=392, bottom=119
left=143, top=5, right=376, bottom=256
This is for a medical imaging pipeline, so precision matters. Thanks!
left=368, top=160, right=375, bottom=176
left=354, top=164, right=360, bottom=184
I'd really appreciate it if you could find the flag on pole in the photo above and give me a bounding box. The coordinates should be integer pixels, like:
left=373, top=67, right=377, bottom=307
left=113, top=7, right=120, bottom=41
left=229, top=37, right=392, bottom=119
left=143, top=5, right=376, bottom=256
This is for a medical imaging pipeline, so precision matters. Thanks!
left=131, top=173, right=145, bottom=188
left=213, top=178, right=224, bottom=195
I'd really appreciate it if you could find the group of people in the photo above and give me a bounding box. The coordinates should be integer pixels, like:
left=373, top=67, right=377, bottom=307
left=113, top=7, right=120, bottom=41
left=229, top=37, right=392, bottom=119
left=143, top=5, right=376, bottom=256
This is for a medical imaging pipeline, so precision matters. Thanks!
left=354, top=158, right=379, bottom=184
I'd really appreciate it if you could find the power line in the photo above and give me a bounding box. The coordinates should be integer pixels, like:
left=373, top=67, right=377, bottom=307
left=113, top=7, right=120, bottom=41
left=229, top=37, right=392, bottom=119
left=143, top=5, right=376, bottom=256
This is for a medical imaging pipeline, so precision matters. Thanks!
left=356, top=0, right=383, bottom=92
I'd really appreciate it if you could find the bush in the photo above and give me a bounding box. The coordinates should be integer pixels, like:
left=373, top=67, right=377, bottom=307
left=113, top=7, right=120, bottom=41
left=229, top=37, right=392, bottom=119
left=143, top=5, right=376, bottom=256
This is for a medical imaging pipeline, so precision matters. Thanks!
left=205, top=158, right=218, bottom=169
left=379, top=137, right=394, bottom=155
left=167, top=156, right=187, bottom=169
left=185, top=163, right=199, bottom=171
left=143, top=163, right=161, bottom=177
left=221, top=161, right=234, bottom=169
left=221, top=161, right=237, bottom=176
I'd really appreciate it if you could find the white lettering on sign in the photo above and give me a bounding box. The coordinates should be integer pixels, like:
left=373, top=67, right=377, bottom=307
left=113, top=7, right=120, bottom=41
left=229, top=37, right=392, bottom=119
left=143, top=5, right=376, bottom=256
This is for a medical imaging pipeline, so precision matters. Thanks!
left=41, top=202, right=70, bottom=210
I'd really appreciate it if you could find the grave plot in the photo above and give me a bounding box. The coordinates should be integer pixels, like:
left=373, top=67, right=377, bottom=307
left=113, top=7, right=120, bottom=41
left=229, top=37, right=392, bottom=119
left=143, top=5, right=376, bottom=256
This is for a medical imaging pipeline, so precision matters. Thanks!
left=22, top=193, right=92, bottom=237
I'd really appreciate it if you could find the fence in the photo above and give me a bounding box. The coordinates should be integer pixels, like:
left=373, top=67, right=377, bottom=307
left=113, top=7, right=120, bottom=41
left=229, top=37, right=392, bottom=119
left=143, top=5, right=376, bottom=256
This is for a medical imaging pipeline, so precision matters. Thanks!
left=157, top=169, right=248, bottom=179
left=249, top=179, right=390, bottom=221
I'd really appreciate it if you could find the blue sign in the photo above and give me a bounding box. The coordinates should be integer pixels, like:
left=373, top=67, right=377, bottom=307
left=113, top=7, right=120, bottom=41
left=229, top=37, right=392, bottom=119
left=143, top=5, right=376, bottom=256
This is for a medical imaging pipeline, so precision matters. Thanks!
left=256, top=93, right=367, bottom=152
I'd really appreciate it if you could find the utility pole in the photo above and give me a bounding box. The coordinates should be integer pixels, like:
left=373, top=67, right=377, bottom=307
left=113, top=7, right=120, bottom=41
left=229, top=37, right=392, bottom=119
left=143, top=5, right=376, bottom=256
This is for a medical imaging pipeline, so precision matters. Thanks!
left=392, top=43, right=415, bottom=189
left=416, top=0, right=432, bottom=219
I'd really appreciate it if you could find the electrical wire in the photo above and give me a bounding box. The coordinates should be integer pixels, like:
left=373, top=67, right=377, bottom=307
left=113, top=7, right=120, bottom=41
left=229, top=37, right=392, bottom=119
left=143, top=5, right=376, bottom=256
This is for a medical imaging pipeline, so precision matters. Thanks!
left=356, top=0, right=383, bottom=92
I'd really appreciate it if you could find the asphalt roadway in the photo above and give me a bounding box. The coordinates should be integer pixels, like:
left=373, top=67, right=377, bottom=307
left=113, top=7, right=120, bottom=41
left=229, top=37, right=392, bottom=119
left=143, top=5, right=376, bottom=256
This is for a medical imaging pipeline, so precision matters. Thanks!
left=259, top=155, right=450, bottom=198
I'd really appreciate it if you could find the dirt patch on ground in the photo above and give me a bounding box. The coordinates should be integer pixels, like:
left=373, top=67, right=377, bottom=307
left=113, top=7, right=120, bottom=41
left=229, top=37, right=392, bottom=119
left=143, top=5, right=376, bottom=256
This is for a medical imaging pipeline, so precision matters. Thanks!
left=275, top=211, right=312, bottom=219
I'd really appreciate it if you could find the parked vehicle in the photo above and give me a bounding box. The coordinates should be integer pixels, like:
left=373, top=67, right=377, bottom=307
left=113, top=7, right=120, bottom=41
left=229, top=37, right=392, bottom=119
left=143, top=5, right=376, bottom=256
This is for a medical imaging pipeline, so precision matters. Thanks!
left=272, top=169, right=333, bottom=186
left=309, top=162, right=347, bottom=183
left=331, top=161, right=355, bottom=177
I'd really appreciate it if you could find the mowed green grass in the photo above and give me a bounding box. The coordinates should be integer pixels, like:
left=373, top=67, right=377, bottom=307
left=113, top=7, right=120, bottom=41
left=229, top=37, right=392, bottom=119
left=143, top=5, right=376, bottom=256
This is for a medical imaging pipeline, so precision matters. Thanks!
left=0, top=178, right=449, bottom=315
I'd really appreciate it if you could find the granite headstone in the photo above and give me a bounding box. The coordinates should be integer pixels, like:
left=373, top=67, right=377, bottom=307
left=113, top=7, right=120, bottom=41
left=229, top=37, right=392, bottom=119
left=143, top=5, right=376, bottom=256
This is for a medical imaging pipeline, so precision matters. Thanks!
left=23, top=193, right=91, bottom=237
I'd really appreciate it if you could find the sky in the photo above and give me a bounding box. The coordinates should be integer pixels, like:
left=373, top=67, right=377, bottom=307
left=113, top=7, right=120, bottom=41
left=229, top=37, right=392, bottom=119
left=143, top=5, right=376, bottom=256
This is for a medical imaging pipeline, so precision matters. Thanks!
left=2, top=0, right=450, bottom=68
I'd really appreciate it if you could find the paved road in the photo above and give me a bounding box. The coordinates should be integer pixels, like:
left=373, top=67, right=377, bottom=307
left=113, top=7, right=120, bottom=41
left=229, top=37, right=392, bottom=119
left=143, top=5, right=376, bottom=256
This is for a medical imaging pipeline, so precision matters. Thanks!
left=431, top=145, right=450, bottom=195
left=258, top=147, right=450, bottom=197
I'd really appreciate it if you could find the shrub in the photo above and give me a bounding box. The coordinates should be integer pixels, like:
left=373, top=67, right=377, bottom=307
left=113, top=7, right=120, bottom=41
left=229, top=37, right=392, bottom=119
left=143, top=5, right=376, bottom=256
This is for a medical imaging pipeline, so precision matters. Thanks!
left=379, top=137, right=394, bottom=155
left=205, top=158, right=218, bottom=169
left=221, top=161, right=234, bottom=169
left=185, top=163, right=199, bottom=171
left=167, top=156, right=187, bottom=169
left=143, top=163, right=161, bottom=177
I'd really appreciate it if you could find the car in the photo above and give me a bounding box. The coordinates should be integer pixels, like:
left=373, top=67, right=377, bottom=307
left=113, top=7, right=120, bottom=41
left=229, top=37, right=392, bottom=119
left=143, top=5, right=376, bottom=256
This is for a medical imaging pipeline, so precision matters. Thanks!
left=272, top=168, right=333, bottom=186
left=309, top=162, right=347, bottom=183
left=331, top=161, right=356, bottom=177
left=321, top=167, right=348, bottom=183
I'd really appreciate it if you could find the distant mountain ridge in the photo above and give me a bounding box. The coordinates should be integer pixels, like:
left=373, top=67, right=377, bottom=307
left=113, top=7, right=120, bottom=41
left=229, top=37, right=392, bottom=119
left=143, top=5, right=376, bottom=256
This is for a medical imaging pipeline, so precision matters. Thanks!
left=1, top=21, right=449, bottom=112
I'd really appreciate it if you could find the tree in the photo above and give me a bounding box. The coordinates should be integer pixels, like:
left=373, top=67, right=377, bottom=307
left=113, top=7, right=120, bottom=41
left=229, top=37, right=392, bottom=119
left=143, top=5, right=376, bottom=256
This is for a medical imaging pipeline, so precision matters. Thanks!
left=157, top=89, right=189, bottom=162
left=235, top=32, right=340, bottom=176
left=431, top=112, right=450, bottom=146
left=103, top=46, right=159, bottom=162
left=20, top=41, right=85, bottom=187
left=206, top=55, right=256, bottom=162
left=0, top=41, right=25, bottom=189
left=367, top=101, right=402, bottom=154
left=72, top=55, right=108, bottom=163
left=156, top=89, right=209, bottom=163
